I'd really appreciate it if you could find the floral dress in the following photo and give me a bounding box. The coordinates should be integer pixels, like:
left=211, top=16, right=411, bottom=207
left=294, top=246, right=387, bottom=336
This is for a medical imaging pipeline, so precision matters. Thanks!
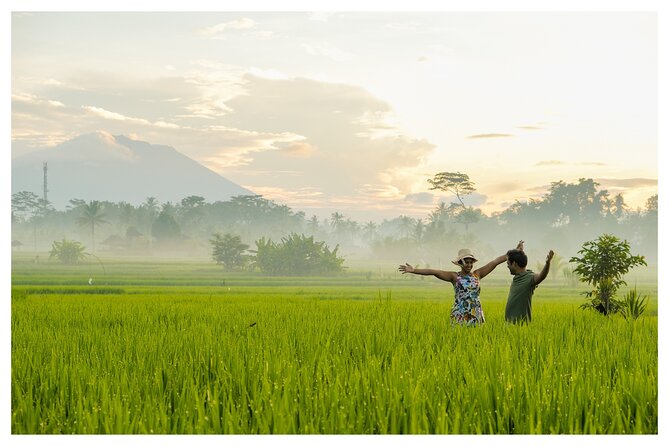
left=450, top=273, right=485, bottom=326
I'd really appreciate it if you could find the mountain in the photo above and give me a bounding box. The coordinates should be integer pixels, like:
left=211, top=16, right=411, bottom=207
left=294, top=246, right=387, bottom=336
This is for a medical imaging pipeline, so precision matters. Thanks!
left=11, top=131, right=254, bottom=208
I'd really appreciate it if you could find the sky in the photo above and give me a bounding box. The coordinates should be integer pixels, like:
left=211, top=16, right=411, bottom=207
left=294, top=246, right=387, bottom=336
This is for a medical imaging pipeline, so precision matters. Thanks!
left=7, top=6, right=660, bottom=224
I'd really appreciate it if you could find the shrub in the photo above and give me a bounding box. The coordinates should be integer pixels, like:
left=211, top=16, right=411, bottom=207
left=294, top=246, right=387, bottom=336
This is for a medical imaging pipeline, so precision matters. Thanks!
left=570, top=234, right=646, bottom=315
left=48, top=238, right=88, bottom=265
left=210, top=233, right=251, bottom=271
left=619, top=287, right=648, bottom=321
left=252, top=233, right=345, bottom=275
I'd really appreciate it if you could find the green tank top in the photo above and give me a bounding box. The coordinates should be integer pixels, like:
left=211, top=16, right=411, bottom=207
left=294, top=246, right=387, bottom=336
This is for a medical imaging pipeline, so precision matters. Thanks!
left=505, top=270, right=536, bottom=323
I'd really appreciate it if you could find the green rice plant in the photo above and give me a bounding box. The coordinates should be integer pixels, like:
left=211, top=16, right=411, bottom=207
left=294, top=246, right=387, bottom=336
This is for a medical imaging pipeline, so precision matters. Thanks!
left=11, top=288, right=657, bottom=434
left=11, top=257, right=658, bottom=434
left=619, top=287, right=648, bottom=321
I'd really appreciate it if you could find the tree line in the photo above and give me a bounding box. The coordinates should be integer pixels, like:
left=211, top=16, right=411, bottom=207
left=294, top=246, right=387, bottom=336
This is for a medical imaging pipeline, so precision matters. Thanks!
left=11, top=176, right=658, bottom=267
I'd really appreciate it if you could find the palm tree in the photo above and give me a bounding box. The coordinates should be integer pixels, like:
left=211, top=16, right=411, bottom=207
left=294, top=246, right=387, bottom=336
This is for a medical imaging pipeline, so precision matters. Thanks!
left=397, top=215, right=414, bottom=239
left=141, top=197, right=160, bottom=246
left=412, top=219, right=425, bottom=242
left=330, top=212, right=344, bottom=234
left=428, top=202, right=448, bottom=225
left=76, top=201, right=108, bottom=252
left=363, top=221, right=378, bottom=240
left=307, top=215, right=320, bottom=235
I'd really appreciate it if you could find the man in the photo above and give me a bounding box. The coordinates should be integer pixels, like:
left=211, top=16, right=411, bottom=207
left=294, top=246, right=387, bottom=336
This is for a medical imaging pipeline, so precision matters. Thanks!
left=505, top=241, right=554, bottom=323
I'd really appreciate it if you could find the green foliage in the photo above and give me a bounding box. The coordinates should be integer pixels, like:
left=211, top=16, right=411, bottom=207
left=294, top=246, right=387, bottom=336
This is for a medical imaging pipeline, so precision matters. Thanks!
left=427, top=171, right=475, bottom=207
left=152, top=210, right=181, bottom=242
left=48, top=238, right=88, bottom=265
left=570, top=234, right=646, bottom=315
left=210, top=233, right=250, bottom=271
left=579, top=277, right=621, bottom=315
left=76, top=200, right=108, bottom=251
left=11, top=191, right=40, bottom=219
left=645, top=194, right=658, bottom=213
left=11, top=290, right=657, bottom=434
left=620, top=287, right=648, bottom=321
left=252, top=233, right=345, bottom=275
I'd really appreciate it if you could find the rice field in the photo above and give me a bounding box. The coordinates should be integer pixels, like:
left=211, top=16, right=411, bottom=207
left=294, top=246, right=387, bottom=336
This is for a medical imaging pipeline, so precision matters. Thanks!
left=10, top=255, right=658, bottom=434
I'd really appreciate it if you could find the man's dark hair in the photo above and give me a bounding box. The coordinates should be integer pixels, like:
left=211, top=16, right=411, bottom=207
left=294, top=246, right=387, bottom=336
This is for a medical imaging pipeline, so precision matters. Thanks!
left=506, top=249, right=528, bottom=268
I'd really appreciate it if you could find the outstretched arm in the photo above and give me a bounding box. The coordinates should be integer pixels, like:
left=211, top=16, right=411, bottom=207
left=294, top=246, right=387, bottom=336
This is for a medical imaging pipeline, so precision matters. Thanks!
left=398, top=263, right=457, bottom=283
left=533, top=250, right=554, bottom=286
left=474, top=255, right=507, bottom=279
left=475, top=240, right=524, bottom=279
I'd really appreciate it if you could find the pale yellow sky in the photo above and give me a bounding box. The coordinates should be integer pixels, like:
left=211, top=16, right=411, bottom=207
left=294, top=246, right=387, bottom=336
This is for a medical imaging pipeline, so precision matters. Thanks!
left=7, top=6, right=659, bottom=221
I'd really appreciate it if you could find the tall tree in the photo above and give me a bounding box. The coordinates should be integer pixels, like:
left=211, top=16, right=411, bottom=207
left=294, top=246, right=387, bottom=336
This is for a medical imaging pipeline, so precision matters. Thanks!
left=76, top=201, right=108, bottom=252
left=12, top=191, right=41, bottom=250
left=428, top=172, right=480, bottom=232
left=180, top=195, right=206, bottom=234
left=307, top=215, right=321, bottom=234
left=427, top=172, right=475, bottom=207
left=210, top=233, right=251, bottom=271
left=363, top=221, right=378, bottom=240
left=612, top=193, right=627, bottom=219
left=330, top=212, right=345, bottom=234
left=141, top=197, right=160, bottom=246
left=11, top=191, right=40, bottom=221
left=645, top=194, right=658, bottom=214
left=152, top=209, right=181, bottom=243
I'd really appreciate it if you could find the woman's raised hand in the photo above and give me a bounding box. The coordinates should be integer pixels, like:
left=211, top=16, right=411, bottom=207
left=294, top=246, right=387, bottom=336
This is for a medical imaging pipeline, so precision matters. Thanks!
left=398, top=263, right=414, bottom=274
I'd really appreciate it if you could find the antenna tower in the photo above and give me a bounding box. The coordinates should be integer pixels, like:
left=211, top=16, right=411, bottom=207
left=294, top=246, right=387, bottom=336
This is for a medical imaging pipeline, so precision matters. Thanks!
left=43, top=162, right=48, bottom=208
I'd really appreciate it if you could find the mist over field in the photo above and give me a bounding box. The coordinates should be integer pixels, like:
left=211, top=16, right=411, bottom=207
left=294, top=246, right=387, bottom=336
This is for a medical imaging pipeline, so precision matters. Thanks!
left=11, top=176, right=657, bottom=277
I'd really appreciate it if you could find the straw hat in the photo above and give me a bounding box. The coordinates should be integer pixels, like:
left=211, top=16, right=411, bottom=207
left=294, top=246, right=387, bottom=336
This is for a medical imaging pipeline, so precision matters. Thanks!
left=452, top=248, right=478, bottom=266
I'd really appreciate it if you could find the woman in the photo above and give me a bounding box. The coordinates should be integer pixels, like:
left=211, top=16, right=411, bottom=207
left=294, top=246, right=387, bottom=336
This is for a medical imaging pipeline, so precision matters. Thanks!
left=398, top=243, right=521, bottom=326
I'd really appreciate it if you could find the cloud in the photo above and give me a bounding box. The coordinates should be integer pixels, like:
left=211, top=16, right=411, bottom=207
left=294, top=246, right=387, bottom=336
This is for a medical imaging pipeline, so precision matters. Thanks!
left=404, top=192, right=433, bottom=204
left=536, top=160, right=608, bottom=167
left=274, top=141, right=318, bottom=158
left=536, top=160, right=565, bottom=166
left=462, top=193, right=487, bottom=207
left=517, top=125, right=542, bottom=130
left=12, top=70, right=437, bottom=217
left=12, top=92, right=64, bottom=108
left=198, top=18, right=256, bottom=38
left=359, top=184, right=402, bottom=200
left=526, top=184, right=554, bottom=193
left=82, top=106, right=180, bottom=129
left=467, top=133, right=513, bottom=139
left=308, top=12, right=332, bottom=22
left=578, top=161, right=607, bottom=166
left=243, top=185, right=324, bottom=207
left=594, top=177, right=657, bottom=188
left=248, top=67, right=290, bottom=80
left=488, top=181, right=524, bottom=193
left=301, top=44, right=354, bottom=62
left=43, top=78, right=63, bottom=86
left=214, top=74, right=436, bottom=203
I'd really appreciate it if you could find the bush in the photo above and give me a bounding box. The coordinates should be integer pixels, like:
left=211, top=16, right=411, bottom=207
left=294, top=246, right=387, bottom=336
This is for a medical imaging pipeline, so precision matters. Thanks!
left=252, top=233, right=345, bottom=275
left=210, top=233, right=251, bottom=271
left=48, top=238, right=88, bottom=265
left=570, top=234, right=646, bottom=315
